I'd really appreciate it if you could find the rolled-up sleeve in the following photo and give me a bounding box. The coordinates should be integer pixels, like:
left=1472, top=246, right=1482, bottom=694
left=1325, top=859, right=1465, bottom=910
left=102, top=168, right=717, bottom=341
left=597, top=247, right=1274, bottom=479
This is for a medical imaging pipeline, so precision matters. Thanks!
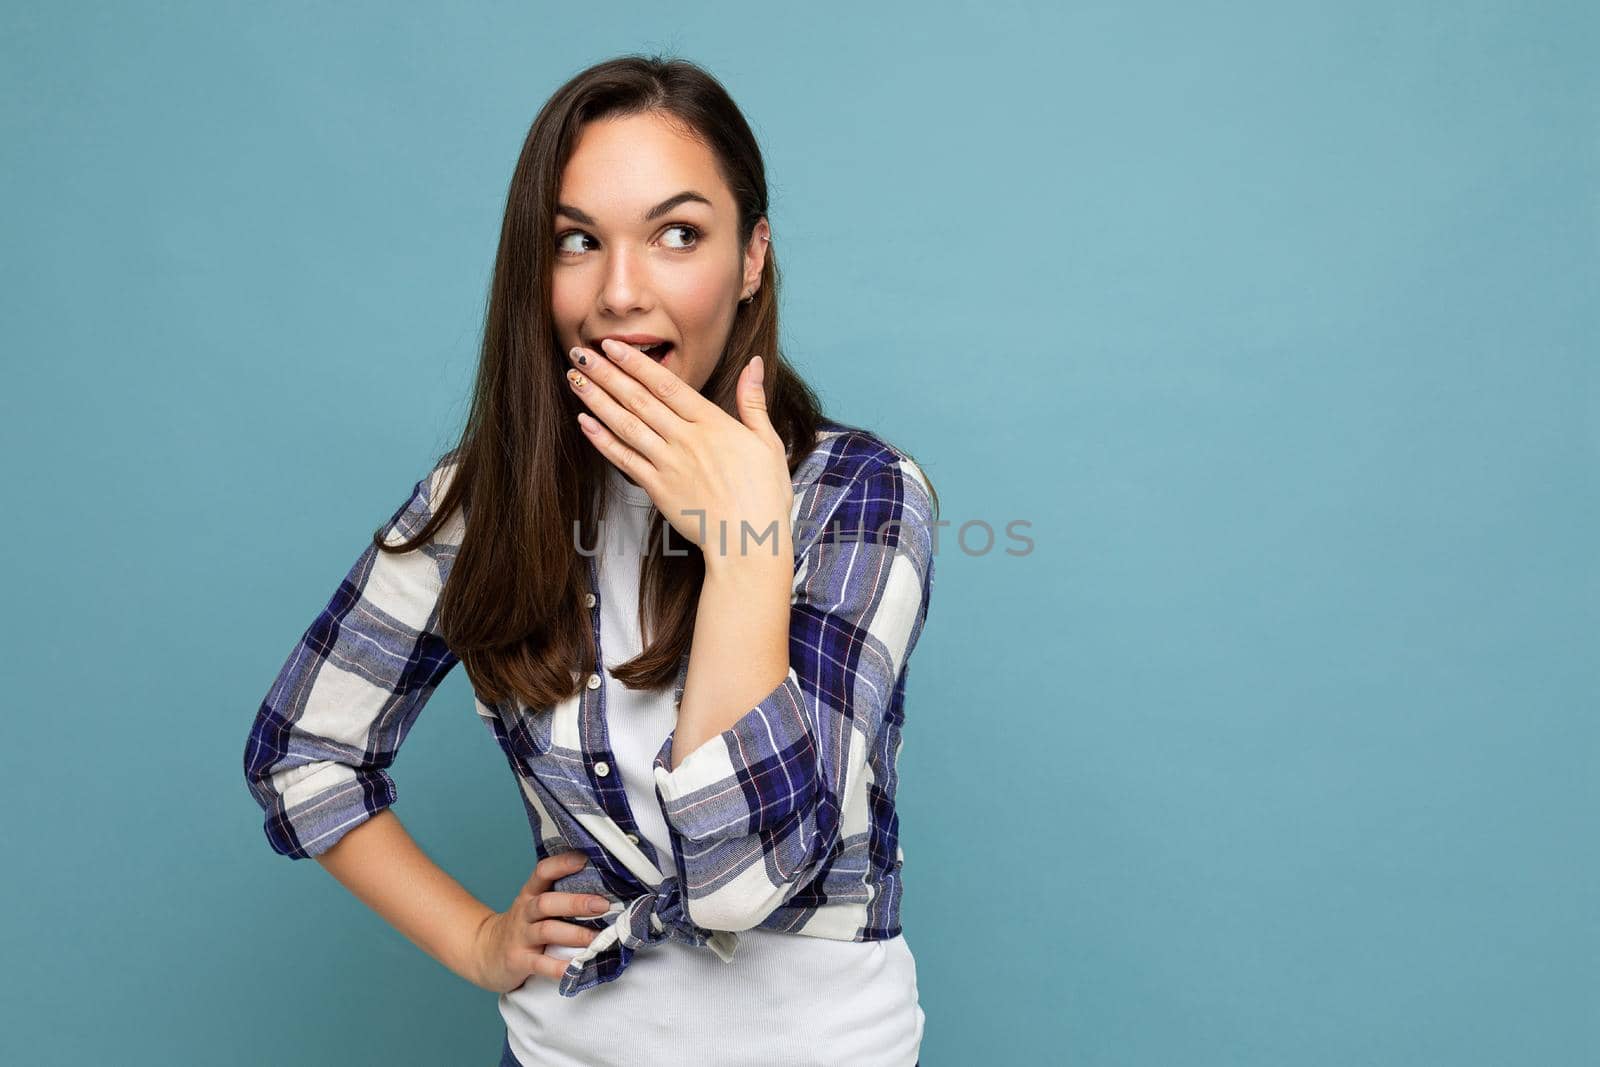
left=651, top=457, right=936, bottom=930
left=242, top=466, right=459, bottom=859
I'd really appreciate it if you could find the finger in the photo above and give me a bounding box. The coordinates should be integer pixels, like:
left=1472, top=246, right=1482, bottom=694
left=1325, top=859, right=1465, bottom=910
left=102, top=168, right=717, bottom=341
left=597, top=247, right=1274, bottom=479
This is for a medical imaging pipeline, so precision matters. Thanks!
left=567, top=345, right=685, bottom=450
left=566, top=364, right=669, bottom=470
left=593, top=338, right=714, bottom=424
left=524, top=851, right=588, bottom=896
left=527, top=951, right=577, bottom=983
left=524, top=891, right=614, bottom=921
left=530, top=850, right=589, bottom=889
left=529, top=918, right=604, bottom=949
left=736, top=355, right=778, bottom=443
left=575, top=409, right=655, bottom=491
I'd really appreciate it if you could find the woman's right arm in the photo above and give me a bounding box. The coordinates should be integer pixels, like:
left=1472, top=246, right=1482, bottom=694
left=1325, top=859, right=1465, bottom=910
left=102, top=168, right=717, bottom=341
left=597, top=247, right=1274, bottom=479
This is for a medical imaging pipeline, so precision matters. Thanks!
left=317, top=810, right=614, bottom=992
left=314, top=808, right=496, bottom=985
left=243, top=463, right=611, bottom=991
left=242, top=467, right=487, bottom=970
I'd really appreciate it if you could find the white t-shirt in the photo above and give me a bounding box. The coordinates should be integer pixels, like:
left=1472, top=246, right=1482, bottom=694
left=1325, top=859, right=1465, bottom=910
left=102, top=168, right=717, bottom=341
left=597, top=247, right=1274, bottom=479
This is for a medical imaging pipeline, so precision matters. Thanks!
left=498, top=464, right=925, bottom=1067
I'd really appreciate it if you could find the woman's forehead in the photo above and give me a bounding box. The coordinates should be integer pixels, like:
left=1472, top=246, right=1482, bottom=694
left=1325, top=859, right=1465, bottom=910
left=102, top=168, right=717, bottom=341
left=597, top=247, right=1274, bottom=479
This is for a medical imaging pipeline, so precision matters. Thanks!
left=559, top=115, right=730, bottom=214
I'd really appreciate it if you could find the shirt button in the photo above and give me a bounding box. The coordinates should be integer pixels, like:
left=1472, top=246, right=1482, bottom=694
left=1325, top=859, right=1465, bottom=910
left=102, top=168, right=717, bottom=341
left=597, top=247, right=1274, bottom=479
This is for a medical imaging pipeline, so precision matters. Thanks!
left=584, top=593, right=596, bottom=608
left=594, top=761, right=610, bottom=777
left=625, top=833, right=639, bottom=844
left=587, top=673, right=601, bottom=690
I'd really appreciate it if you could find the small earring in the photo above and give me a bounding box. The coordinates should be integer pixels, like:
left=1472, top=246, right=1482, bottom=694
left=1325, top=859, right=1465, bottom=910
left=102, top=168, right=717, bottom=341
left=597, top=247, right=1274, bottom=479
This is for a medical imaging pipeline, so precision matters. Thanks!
left=741, top=290, right=755, bottom=304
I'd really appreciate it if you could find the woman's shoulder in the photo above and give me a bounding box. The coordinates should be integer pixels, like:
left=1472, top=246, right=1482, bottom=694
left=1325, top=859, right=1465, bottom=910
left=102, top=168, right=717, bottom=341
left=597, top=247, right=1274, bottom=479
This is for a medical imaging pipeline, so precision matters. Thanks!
left=428, top=446, right=466, bottom=492
left=386, top=446, right=467, bottom=548
left=797, top=418, right=934, bottom=503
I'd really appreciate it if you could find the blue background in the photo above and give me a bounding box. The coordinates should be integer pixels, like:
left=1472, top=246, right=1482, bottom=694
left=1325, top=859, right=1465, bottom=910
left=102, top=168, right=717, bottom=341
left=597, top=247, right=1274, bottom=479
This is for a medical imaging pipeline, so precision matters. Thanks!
left=2, top=2, right=1594, bottom=1064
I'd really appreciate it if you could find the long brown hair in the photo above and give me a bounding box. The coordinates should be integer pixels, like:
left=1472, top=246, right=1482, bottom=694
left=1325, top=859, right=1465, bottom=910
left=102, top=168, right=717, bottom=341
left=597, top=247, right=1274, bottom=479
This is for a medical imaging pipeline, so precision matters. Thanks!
left=376, top=54, right=825, bottom=713
left=377, top=54, right=824, bottom=709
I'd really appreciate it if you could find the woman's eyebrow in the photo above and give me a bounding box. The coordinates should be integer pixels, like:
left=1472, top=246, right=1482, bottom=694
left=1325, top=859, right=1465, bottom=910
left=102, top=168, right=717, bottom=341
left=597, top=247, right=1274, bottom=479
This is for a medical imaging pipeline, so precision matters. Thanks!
left=555, top=190, right=713, bottom=227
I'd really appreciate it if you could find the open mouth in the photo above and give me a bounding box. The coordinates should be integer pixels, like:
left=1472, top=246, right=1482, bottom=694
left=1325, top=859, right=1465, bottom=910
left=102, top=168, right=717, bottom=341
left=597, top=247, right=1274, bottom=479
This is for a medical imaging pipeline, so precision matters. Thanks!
left=588, top=338, right=674, bottom=362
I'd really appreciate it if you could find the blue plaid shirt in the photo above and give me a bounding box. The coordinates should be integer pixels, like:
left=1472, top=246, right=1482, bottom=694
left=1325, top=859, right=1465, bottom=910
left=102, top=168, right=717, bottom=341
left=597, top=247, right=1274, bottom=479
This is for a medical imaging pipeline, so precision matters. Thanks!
left=242, top=419, right=937, bottom=997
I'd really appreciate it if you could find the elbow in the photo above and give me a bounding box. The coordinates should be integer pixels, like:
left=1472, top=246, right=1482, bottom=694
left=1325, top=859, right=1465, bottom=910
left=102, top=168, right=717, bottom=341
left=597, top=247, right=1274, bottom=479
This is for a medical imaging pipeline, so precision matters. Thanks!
left=677, top=817, right=838, bottom=933
left=246, top=757, right=396, bottom=860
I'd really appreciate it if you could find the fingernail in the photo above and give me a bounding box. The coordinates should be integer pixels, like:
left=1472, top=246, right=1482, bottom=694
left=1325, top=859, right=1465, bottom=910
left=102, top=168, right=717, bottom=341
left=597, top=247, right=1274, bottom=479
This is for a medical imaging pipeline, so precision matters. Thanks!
left=569, top=347, right=588, bottom=365
left=601, top=338, right=626, bottom=360
left=568, top=369, right=586, bottom=389
left=589, top=898, right=609, bottom=913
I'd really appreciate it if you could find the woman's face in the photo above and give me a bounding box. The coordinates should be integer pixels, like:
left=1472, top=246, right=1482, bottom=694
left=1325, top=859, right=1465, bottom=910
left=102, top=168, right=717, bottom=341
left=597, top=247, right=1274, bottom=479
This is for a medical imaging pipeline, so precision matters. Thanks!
left=550, top=111, right=769, bottom=395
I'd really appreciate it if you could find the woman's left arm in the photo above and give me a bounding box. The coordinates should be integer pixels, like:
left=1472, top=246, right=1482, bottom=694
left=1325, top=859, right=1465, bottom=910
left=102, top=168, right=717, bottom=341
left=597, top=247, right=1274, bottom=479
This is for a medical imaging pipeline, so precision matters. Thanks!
left=654, top=458, right=937, bottom=932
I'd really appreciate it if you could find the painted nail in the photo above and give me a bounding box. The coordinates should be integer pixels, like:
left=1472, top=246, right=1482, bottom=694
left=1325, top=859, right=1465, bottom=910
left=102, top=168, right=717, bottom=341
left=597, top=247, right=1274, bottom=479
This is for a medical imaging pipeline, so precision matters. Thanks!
left=567, top=369, right=586, bottom=389
left=601, top=338, right=626, bottom=361
left=569, top=347, right=588, bottom=365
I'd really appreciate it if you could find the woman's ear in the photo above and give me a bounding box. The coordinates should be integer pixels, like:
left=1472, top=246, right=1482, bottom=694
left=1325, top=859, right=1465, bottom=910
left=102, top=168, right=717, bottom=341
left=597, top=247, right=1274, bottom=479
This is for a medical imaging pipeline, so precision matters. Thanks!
left=742, top=218, right=771, bottom=297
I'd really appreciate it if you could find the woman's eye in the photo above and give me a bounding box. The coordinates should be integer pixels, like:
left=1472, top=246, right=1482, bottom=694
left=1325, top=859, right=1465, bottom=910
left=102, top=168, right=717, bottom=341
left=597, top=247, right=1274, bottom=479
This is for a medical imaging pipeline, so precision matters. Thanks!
left=661, top=224, right=700, bottom=250
left=555, top=231, right=595, bottom=256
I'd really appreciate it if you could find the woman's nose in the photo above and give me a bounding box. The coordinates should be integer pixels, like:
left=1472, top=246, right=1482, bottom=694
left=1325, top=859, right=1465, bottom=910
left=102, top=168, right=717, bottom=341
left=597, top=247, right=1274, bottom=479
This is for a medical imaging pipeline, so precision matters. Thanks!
left=597, top=246, right=651, bottom=312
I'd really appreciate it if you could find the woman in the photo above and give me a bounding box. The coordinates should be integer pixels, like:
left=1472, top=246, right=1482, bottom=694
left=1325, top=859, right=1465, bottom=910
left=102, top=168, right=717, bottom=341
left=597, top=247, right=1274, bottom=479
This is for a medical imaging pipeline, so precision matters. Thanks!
left=243, top=55, right=938, bottom=1067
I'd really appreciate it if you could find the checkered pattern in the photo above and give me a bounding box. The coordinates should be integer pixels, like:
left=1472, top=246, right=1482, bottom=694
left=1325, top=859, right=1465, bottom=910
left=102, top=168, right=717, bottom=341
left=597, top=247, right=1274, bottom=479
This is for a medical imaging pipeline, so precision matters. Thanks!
left=243, top=471, right=459, bottom=859
left=243, top=420, right=937, bottom=999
